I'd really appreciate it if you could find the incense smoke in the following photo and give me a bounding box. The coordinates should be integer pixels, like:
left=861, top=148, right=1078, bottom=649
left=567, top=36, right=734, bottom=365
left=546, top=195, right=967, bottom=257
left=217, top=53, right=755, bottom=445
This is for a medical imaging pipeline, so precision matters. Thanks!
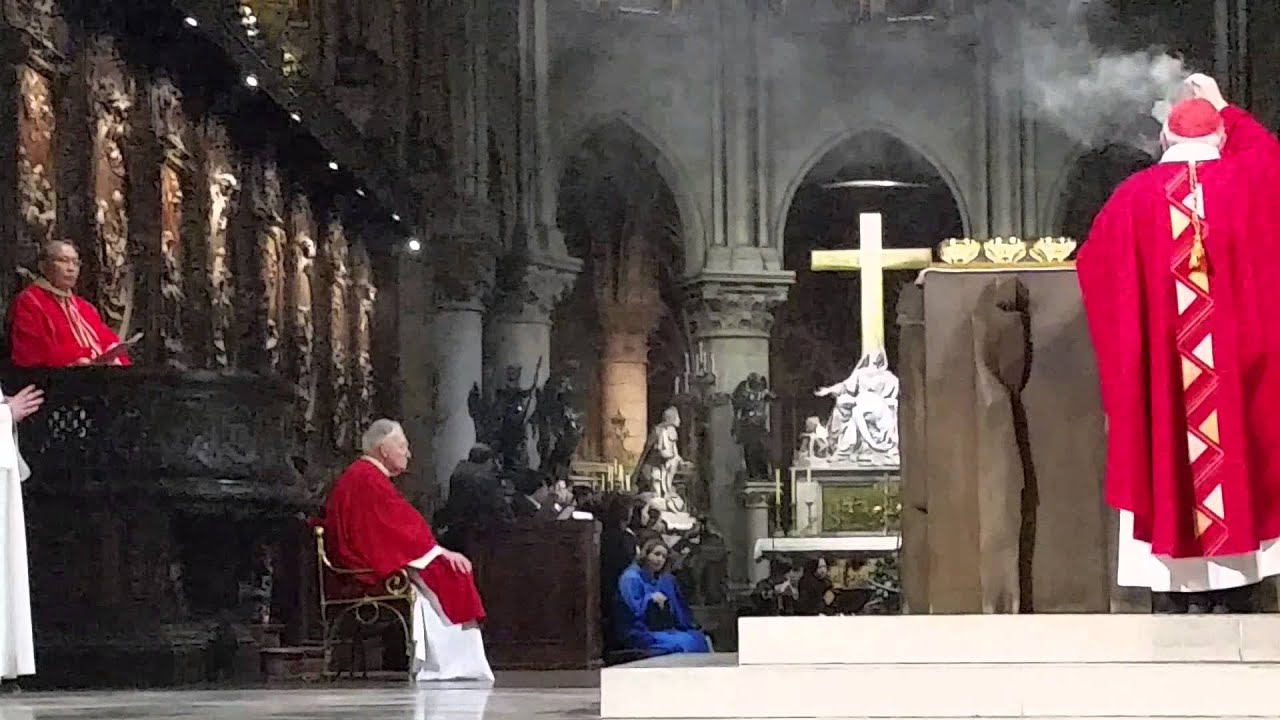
left=1016, top=1, right=1191, bottom=151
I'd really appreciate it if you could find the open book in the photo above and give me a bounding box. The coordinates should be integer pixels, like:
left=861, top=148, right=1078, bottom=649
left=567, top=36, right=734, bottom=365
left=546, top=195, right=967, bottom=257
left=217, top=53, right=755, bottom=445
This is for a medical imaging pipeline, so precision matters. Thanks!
left=91, top=332, right=143, bottom=365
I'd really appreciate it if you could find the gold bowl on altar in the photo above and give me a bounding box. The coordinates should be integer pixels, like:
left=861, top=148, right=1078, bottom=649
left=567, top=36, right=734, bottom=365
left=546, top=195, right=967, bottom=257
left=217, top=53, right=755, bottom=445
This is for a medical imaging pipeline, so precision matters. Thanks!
left=982, top=237, right=1028, bottom=264
left=1030, top=236, right=1078, bottom=263
left=938, top=237, right=982, bottom=265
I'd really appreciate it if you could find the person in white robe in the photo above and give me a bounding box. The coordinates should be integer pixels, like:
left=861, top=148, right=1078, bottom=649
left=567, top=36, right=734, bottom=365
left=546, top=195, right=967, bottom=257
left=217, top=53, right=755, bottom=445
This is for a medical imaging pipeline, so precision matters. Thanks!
left=0, top=383, right=44, bottom=685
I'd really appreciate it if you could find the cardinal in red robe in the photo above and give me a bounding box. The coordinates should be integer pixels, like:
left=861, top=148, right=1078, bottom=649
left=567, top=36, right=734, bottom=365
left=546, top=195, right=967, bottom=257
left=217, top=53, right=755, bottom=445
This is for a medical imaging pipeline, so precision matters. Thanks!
left=9, top=240, right=132, bottom=369
left=324, top=419, right=493, bottom=681
left=1078, top=74, right=1280, bottom=604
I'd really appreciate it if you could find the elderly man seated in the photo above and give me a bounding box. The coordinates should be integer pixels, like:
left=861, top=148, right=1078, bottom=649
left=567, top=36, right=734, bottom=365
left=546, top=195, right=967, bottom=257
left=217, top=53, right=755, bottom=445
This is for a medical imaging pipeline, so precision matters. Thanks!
left=324, top=419, right=493, bottom=682
left=9, top=240, right=134, bottom=368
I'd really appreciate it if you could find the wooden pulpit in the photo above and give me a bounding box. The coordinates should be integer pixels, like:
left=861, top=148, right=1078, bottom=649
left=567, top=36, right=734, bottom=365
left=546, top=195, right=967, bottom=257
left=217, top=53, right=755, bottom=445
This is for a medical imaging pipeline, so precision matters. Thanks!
left=469, top=520, right=602, bottom=669
left=895, top=266, right=1140, bottom=614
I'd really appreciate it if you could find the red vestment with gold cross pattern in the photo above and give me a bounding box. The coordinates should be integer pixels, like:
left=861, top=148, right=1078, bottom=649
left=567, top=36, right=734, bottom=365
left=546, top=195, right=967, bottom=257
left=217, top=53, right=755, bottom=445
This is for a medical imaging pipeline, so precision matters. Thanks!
left=1079, top=106, right=1280, bottom=589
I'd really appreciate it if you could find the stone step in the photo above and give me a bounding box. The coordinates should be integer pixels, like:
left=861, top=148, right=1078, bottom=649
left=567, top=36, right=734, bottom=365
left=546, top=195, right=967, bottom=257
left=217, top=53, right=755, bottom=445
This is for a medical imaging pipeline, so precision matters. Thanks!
left=600, top=653, right=1280, bottom=719
left=248, top=623, right=286, bottom=650
left=260, top=646, right=326, bottom=683
left=738, top=614, right=1280, bottom=665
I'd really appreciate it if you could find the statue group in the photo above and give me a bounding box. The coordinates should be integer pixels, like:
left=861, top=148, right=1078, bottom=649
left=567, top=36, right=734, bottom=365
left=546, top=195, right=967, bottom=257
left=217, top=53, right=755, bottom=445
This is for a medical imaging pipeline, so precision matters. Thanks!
left=467, top=359, right=584, bottom=482
left=800, top=350, right=902, bottom=469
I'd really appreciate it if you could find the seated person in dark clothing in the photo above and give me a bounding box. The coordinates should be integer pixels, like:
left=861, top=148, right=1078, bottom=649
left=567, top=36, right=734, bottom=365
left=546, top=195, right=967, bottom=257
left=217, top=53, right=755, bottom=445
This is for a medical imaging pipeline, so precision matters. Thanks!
left=615, top=537, right=711, bottom=656
left=599, top=492, right=640, bottom=651
left=796, top=557, right=836, bottom=616
left=436, top=444, right=511, bottom=552
left=511, top=469, right=561, bottom=520
left=747, top=558, right=803, bottom=616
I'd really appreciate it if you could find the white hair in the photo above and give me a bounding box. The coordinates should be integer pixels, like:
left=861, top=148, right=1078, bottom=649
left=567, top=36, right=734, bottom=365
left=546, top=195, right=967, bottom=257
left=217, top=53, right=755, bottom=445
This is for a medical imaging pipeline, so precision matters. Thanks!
left=361, top=418, right=405, bottom=454
left=1161, top=121, right=1225, bottom=150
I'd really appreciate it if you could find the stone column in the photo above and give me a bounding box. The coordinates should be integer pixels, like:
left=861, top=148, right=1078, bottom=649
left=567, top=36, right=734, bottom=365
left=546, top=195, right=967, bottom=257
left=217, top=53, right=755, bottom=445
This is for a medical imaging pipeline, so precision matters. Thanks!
left=397, top=250, right=435, bottom=503
left=430, top=233, right=496, bottom=497
left=487, top=253, right=580, bottom=466
left=598, top=301, right=660, bottom=463
left=742, top=482, right=775, bottom=585
left=685, top=271, right=792, bottom=587
left=595, top=232, right=662, bottom=463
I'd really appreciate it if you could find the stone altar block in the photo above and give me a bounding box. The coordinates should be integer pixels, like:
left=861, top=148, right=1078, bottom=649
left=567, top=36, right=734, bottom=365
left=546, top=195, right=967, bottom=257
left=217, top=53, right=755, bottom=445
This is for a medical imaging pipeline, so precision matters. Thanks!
left=897, top=266, right=1120, bottom=614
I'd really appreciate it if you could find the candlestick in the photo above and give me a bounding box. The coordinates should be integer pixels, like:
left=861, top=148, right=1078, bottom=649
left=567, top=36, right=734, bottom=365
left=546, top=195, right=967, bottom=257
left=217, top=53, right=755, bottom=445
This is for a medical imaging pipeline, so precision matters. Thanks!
left=774, top=468, right=782, bottom=508
left=673, top=376, right=679, bottom=396
left=684, top=352, right=691, bottom=374
left=709, top=353, right=715, bottom=377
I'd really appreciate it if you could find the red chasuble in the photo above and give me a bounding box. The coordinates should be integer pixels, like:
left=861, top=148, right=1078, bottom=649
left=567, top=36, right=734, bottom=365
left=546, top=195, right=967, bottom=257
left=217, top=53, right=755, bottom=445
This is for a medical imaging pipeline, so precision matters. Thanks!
left=324, top=458, right=486, bottom=625
left=9, top=281, right=131, bottom=368
left=1078, top=106, right=1280, bottom=561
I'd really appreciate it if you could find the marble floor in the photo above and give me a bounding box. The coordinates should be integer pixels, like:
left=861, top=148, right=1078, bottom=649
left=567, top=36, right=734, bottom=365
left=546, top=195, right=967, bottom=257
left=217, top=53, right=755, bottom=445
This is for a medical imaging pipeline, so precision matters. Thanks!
left=0, top=677, right=599, bottom=720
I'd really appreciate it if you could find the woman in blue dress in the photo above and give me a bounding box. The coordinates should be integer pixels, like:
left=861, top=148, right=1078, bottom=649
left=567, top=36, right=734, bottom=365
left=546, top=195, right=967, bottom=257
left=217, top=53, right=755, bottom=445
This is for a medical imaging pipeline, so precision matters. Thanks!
left=615, top=536, right=712, bottom=655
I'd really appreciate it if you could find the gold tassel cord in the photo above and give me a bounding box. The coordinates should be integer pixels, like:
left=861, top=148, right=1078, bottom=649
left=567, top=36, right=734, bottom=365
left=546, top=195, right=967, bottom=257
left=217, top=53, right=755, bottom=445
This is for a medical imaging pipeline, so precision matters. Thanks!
left=1188, top=161, right=1208, bottom=272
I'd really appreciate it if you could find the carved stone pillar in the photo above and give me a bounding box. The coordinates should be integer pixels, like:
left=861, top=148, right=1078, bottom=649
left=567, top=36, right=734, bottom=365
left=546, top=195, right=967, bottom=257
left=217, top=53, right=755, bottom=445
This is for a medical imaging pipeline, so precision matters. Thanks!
left=430, top=233, right=496, bottom=496
left=196, top=120, right=239, bottom=370
left=85, top=36, right=133, bottom=335
left=487, top=253, right=579, bottom=466
left=247, top=155, right=287, bottom=373
left=3, top=0, right=66, bottom=300
left=284, top=194, right=319, bottom=452
left=685, top=271, right=792, bottom=587
left=592, top=232, right=661, bottom=463
left=741, top=482, right=774, bottom=585
left=148, top=76, right=193, bottom=367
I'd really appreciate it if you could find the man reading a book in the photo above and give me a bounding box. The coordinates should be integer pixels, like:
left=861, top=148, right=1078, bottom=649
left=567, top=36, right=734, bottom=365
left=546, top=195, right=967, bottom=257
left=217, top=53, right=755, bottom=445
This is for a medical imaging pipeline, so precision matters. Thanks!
left=9, top=240, right=133, bottom=368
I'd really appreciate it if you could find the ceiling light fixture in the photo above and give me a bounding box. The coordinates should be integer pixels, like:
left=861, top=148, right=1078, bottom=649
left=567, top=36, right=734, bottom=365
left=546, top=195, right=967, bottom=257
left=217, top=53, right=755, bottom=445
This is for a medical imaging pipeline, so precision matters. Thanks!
left=406, top=238, right=422, bottom=253
left=184, top=16, right=199, bottom=27
left=822, top=179, right=928, bottom=190
left=328, top=161, right=339, bottom=171
left=244, top=74, right=259, bottom=88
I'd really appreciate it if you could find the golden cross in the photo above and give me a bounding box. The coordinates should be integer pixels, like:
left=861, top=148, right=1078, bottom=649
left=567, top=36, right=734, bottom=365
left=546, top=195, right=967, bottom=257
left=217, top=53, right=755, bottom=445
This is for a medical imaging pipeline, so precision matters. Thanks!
left=810, top=213, right=933, bottom=354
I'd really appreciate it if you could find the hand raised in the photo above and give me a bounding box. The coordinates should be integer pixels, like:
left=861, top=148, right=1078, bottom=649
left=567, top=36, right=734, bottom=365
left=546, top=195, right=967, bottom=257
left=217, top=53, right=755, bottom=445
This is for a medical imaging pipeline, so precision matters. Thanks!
left=651, top=591, right=668, bottom=607
left=1185, top=73, right=1227, bottom=111
left=7, top=385, right=44, bottom=422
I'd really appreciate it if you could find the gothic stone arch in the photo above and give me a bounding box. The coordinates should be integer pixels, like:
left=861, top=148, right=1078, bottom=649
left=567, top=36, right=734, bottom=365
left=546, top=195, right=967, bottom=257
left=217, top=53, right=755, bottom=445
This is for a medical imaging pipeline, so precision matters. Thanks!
left=553, top=113, right=707, bottom=275
left=773, top=124, right=975, bottom=254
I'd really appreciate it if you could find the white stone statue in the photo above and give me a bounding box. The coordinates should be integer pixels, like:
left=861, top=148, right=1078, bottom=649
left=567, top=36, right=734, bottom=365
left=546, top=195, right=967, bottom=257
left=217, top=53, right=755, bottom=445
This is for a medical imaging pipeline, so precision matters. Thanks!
left=812, top=350, right=901, bottom=468
left=635, top=406, right=684, bottom=502
left=632, top=406, right=696, bottom=532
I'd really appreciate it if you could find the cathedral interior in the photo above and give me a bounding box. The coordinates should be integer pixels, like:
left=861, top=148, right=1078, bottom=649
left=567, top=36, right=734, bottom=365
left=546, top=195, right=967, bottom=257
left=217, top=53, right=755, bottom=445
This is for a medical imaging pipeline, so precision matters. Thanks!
left=1, top=0, right=1279, bottom=702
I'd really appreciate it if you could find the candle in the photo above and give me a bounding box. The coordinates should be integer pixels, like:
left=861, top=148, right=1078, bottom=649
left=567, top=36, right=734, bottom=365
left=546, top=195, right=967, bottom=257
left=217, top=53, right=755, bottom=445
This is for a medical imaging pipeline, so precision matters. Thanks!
left=709, top=353, right=715, bottom=376
left=774, top=468, right=782, bottom=508
left=684, top=352, right=691, bottom=374
left=673, top=376, right=679, bottom=396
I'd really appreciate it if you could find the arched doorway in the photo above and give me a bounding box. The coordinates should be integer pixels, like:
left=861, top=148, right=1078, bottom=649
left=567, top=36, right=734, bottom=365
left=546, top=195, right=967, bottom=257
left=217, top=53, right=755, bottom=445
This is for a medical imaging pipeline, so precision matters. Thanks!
left=553, top=121, right=687, bottom=467
left=1057, top=144, right=1153, bottom=242
left=772, top=130, right=964, bottom=466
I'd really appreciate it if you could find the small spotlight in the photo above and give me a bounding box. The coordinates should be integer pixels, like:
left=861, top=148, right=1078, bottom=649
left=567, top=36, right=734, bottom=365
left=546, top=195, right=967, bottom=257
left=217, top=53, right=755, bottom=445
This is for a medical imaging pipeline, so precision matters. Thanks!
left=355, top=188, right=366, bottom=197
left=391, top=213, right=401, bottom=222
left=244, top=74, right=259, bottom=88
left=289, top=111, right=302, bottom=123
left=406, top=238, right=422, bottom=253
left=327, top=161, right=339, bottom=171
left=183, top=16, right=199, bottom=27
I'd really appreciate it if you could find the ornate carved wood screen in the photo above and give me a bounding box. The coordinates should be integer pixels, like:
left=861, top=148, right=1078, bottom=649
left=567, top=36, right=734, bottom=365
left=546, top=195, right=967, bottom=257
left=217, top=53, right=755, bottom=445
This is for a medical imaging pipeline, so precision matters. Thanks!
left=0, top=1, right=394, bottom=490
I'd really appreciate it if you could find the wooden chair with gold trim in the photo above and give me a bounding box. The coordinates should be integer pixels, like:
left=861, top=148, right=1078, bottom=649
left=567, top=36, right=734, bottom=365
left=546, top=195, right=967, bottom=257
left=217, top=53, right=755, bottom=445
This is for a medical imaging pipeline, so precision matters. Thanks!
left=313, top=525, right=415, bottom=679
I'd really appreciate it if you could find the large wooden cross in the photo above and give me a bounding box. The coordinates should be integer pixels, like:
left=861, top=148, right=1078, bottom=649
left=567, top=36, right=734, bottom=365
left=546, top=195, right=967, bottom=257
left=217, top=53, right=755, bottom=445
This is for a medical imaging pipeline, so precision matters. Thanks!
left=810, top=213, right=933, bottom=354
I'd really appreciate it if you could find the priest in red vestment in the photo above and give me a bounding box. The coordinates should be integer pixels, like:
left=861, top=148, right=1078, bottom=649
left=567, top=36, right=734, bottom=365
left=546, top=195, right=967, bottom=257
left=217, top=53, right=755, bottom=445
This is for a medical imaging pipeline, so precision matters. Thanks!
left=9, top=240, right=132, bottom=368
left=1078, top=74, right=1280, bottom=610
left=324, top=419, right=493, bottom=681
